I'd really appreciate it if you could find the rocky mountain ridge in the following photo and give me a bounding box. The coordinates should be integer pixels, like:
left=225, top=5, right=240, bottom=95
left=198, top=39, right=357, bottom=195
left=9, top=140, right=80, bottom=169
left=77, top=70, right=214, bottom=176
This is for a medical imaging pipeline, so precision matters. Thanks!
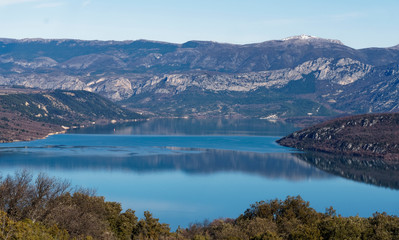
left=1, top=36, right=399, bottom=118
left=281, top=34, right=344, bottom=45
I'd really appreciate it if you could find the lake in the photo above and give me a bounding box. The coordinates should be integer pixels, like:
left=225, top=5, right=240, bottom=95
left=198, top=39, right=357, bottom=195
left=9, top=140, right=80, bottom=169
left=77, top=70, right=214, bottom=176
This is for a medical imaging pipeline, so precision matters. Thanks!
left=0, top=118, right=398, bottom=229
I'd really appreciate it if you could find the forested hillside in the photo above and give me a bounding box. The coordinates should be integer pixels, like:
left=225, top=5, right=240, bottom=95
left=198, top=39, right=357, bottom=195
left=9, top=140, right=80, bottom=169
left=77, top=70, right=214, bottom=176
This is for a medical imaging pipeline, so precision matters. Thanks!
left=278, top=113, right=399, bottom=164
left=0, top=88, right=143, bottom=142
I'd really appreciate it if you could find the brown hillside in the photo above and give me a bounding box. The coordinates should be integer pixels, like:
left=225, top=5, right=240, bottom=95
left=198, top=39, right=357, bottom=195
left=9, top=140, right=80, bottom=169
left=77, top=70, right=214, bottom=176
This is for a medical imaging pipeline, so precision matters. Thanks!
left=277, top=113, right=399, bottom=165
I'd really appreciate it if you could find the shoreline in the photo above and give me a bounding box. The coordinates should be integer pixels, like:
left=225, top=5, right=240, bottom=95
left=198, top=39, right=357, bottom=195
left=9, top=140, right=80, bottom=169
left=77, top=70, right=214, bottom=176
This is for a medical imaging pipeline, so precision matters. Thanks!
left=0, top=118, right=149, bottom=144
left=277, top=113, right=399, bottom=165
left=40, top=129, right=67, bottom=140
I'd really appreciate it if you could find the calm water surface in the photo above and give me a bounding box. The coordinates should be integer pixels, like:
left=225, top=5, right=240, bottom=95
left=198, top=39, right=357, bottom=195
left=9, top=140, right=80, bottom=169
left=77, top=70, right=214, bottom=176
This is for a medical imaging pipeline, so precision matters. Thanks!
left=0, top=118, right=398, bottom=229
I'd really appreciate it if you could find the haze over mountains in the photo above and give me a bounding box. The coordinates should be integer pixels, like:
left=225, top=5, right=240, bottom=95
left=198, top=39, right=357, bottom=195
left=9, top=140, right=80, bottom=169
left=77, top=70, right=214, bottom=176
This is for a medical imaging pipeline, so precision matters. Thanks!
left=1, top=35, right=399, bottom=119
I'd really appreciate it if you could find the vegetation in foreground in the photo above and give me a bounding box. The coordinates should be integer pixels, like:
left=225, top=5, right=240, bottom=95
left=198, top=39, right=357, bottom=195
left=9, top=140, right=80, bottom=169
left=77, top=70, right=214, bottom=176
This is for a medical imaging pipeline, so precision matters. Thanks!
left=1, top=171, right=398, bottom=239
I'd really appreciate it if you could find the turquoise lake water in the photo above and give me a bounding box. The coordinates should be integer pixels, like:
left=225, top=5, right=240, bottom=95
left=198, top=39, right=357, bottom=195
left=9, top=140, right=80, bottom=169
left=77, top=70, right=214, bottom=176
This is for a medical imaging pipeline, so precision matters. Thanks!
left=0, top=118, right=398, bottom=229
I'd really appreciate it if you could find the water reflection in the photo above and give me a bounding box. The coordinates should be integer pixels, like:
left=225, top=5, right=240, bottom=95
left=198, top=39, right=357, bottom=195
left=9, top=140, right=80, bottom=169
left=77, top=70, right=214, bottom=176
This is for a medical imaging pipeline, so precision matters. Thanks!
left=0, top=146, right=330, bottom=181
left=297, top=151, right=399, bottom=189
left=1, top=119, right=399, bottom=228
left=70, top=118, right=298, bottom=136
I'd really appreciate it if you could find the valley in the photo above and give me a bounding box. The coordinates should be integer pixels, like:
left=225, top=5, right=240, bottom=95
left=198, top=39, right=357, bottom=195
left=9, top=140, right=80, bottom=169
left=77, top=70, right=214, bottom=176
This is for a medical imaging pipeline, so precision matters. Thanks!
left=2, top=0, right=399, bottom=238
left=1, top=36, right=399, bottom=238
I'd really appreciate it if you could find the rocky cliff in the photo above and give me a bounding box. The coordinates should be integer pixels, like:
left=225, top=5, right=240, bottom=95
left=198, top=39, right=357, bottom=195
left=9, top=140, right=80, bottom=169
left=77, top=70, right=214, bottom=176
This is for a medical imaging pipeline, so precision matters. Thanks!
left=1, top=36, right=399, bottom=118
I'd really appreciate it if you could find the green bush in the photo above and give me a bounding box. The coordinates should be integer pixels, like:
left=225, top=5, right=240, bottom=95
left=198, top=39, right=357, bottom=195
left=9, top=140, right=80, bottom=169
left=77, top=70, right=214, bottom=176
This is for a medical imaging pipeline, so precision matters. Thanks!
left=1, top=172, right=398, bottom=239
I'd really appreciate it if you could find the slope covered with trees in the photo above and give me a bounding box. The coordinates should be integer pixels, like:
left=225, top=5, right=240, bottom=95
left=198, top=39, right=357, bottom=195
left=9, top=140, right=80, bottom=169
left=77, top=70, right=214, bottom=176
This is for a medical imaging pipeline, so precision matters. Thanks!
left=0, top=88, right=143, bottom=142
left=278, top=113, right=399, bottom=165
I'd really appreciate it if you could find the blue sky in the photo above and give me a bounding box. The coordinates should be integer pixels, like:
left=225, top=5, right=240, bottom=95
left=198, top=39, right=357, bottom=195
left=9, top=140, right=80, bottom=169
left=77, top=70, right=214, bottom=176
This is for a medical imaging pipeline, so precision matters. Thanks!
left=0, top=0, right=398, bottom=49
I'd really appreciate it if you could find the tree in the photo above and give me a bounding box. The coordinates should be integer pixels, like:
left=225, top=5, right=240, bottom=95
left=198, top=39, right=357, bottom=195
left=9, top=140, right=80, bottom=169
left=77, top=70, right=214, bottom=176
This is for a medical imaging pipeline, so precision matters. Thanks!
left=0, top=210, right=69, bottom=240
left=132, top=211, right=170, bottom=240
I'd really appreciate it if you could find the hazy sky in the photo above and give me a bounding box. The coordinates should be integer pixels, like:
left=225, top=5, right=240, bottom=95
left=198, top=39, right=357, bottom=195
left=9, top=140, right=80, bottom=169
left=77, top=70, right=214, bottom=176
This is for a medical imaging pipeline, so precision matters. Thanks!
left=0, top=0, right=398, bottom=49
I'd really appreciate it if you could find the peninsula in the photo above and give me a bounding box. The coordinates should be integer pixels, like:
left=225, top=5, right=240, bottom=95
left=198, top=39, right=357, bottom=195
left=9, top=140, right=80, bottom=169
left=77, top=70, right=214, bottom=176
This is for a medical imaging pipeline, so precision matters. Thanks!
left=277, top=113, right=399, bottom=165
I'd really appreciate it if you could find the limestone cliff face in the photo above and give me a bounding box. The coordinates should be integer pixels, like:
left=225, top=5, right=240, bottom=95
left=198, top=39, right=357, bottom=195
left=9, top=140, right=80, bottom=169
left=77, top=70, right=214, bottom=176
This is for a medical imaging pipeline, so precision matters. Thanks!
left=0, top=37, right=399, bottom=117
left=85, top=77, right=134, bottom=101
left=134, top=58, right=372, bottom=94
left=0, top=57, right=373, bottom=99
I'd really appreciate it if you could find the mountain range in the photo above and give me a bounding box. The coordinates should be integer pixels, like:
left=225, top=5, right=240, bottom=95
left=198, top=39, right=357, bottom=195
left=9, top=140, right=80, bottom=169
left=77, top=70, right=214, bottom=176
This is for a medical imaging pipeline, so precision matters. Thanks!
left=1, top=35, right=399, bottom=119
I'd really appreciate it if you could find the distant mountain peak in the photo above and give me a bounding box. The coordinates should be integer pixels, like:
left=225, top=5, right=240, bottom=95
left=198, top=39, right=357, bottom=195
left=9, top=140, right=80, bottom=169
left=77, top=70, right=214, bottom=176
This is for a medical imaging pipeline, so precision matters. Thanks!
left=282, top=35, right=344, bottom=45
left=282, top=34, right=318, bottom=40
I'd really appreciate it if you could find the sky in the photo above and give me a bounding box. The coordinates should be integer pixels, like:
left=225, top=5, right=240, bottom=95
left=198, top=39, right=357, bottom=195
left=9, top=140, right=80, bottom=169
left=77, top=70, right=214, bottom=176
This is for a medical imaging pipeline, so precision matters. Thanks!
left=0, top=0, right=398, bottom=49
